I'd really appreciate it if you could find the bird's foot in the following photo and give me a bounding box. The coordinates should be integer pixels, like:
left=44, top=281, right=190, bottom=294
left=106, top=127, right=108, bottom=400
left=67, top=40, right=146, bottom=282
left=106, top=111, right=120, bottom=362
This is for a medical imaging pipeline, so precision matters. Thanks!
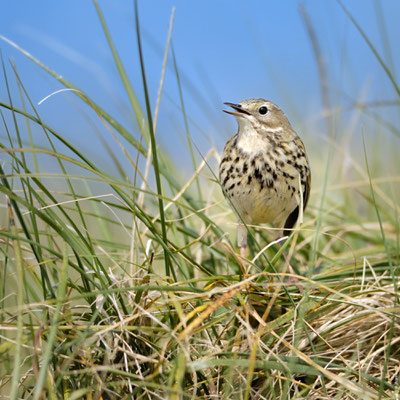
left=286, top=265, right=303, bottom=293
left=240, top=245, right=247, bottom=259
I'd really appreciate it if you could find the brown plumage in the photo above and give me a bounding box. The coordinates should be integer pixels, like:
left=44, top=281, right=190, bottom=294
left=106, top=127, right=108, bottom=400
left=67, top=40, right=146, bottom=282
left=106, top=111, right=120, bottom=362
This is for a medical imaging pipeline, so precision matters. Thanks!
left=219, top=99, right=311, bottom=255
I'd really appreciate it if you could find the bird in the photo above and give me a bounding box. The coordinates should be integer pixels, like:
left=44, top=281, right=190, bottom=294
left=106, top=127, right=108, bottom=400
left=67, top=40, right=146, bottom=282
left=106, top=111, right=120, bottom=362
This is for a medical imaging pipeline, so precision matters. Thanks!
left=219, top=98, right=311, bottom=257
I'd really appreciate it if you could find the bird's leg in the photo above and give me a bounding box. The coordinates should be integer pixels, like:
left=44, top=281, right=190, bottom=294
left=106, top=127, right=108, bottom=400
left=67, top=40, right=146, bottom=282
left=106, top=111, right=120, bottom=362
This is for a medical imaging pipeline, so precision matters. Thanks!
left=278, top=240, right=303, bottom=293
left=238, top=223, right=248, bottom=259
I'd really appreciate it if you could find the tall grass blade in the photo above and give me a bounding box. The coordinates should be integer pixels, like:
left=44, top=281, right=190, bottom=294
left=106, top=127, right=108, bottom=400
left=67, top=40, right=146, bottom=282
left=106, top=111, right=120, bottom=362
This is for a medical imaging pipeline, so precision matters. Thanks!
left=33, top=242, right=69, bottom=400
left=7, top=200, right=24, bottom=400
left=134, top=0, right=172, bottom=279
left=93, top=0, right=149, bottom=142
left=171, top=44, right=203, bottom=203
left=362, top=133, right=398, bottom=302
left=337, top=0, right=400, bottom=97
left=0, top=34, right=146, bottom=153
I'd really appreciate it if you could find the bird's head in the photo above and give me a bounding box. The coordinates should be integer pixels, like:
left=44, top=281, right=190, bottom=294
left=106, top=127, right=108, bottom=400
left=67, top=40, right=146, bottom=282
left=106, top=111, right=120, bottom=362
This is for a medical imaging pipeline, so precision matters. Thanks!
left=224, top=98, right=295, bottom=139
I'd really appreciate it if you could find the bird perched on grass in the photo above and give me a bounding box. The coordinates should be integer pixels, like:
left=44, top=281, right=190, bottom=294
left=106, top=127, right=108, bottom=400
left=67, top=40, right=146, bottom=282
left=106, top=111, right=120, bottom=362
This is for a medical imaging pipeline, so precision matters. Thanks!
left=219, top=99, right=310, bottom=257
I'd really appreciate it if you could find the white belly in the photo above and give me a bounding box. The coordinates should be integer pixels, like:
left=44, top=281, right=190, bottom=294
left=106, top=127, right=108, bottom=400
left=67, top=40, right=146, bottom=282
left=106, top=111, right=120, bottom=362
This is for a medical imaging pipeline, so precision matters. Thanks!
left=230, top=175, right=300, bottom=228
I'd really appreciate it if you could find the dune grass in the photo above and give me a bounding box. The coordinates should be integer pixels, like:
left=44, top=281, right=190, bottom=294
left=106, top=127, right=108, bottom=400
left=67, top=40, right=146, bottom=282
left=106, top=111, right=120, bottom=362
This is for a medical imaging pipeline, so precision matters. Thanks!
left=0, top=2, right=399, bottom=399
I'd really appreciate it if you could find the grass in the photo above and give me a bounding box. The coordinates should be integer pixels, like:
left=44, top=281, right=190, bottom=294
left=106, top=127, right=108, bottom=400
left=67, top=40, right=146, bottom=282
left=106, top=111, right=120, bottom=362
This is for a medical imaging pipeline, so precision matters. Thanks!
left=0, top=2, right=399, bottom=399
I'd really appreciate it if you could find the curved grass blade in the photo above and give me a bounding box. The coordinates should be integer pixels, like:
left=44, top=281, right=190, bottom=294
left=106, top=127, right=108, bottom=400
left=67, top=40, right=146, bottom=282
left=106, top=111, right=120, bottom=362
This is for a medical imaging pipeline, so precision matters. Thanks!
left=337, top=0, right=400, bottom=97
left=0, top=34, right=146, bottom=154
left=93, top=0, right=149, bottom=143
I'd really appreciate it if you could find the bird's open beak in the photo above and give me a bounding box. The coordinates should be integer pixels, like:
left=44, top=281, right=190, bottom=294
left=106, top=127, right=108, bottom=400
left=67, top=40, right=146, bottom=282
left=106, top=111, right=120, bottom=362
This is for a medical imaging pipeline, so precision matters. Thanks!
left=223, top=102, right=250, bottom=117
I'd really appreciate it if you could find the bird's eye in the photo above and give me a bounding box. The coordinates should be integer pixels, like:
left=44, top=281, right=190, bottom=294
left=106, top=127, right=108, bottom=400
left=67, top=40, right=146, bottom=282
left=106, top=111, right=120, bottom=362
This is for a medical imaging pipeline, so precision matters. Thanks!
left=258, top=106, right=268, bottom=115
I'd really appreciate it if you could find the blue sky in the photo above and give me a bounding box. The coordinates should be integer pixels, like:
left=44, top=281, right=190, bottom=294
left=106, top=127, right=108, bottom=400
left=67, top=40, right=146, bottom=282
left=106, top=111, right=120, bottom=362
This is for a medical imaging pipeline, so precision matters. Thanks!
left=1, top=1, right=399, bottom=173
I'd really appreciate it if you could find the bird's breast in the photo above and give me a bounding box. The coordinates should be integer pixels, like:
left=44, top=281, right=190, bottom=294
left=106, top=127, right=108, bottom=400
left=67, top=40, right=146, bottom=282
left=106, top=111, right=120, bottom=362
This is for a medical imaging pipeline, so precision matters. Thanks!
left=220, top=137, right=307, bottom=227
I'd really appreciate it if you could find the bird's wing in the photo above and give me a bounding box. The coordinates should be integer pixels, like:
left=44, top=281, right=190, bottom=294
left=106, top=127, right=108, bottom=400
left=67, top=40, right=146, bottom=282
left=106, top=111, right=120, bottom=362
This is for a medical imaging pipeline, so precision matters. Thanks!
left=283, top=161, right=311, bottom=236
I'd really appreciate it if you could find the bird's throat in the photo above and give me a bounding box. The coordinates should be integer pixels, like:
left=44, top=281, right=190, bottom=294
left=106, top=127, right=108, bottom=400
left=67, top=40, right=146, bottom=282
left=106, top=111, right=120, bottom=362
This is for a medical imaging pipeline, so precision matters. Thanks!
left=237, top=119, right=269, bottom=155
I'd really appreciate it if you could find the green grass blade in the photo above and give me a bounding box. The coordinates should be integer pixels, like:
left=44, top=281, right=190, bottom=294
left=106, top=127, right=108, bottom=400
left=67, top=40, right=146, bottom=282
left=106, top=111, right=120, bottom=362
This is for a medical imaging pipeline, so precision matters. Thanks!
left=33, top=242, right=69, bottom=400
left=171, top=44, right=203, bottom=203
left=337, top=0, right=400, bottom=97
left=7, top=200, right=25, bottom=400
left=362, top=133, right=398, bottom=303
left=0, top=34, right=146, bottom=153
left=134, top=0, right=172, bottom=279
left=93, top=0, right=149, bottom=142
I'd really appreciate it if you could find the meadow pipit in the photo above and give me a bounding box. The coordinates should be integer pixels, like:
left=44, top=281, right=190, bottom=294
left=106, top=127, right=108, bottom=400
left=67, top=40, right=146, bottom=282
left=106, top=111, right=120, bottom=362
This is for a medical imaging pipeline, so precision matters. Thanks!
left=220, top=99, right=311, bottom=256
